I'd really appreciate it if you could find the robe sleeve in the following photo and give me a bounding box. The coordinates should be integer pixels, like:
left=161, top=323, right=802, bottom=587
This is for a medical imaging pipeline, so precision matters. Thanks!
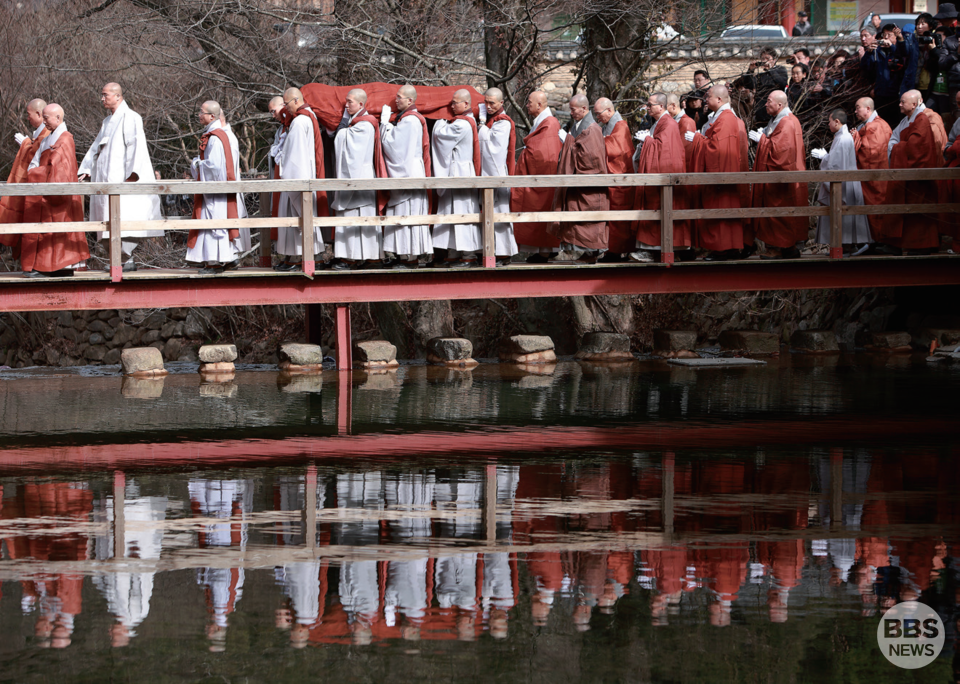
left=335, top=120, right=375, bottom=178
left=197, top=136, right=227, bottom=183
left=573, top=126, right=608, bottom=175
left=122, top=113, right=141, bottom=181
left=430, top=119, right=470, bottom=178
left=478, top=120, right=511, bottom=174
left=279, top=116, right=315, bottom=180
left=77, top=121, right=106, bottom=177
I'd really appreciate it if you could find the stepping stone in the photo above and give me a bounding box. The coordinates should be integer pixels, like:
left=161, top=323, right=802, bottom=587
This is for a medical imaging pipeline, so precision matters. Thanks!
left=652, top=330, right=698, bottom=359
left=863, top=331, right=912, bottom=353
left=279, top=342, right=323, bottom=373
left=120, top=347, right=168, bottom=377
left=199, top=344, right=238, bottom=363
left=500, top=335, right=556, bottom=364
left=427, top=337, right=478, bottom=368
left=576, top=332, right=634, bottom=361
left=790, top=330, right=840, bottom=354
left=718, top=330, right=780, bottom=355
left=353, top=340, right=399, bottom=369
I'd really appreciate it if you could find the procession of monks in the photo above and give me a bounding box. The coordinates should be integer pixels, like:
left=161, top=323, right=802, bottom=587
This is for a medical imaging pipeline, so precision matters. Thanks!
left=1, top=78, right=958, bottom=277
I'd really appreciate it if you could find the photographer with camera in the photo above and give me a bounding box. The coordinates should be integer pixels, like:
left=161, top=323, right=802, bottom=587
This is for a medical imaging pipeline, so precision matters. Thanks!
left=860, top=24, right=907, bottom=127
left=745, top=46, right=788, bottom=126
left=932, top=3, right=960, bottom=129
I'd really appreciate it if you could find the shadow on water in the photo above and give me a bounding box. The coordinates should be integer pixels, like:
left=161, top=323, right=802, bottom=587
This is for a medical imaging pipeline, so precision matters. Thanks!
left=0, top=356, right=957, bottom=681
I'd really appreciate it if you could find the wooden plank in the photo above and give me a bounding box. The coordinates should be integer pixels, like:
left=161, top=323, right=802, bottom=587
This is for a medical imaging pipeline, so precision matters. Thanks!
left=829, top=181, right=843, bottom=260
left=481, top=188, right=495, bottom=268
left=108, top=195, right=122, bottom=283
left=301, top=191, right=314, bottom=277
left=842, top=203, right=960, bottom=215
left=674, top=206, right=830, bottom=219
left=660, top=185, right=674, bottom=263
left=0, top=221, right=106, bottom=235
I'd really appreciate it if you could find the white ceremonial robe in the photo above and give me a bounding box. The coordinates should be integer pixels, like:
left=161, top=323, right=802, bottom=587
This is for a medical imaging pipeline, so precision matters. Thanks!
left=478, top=119, right=518, bottom=257
left=332, top=114, right=381, bottom=260
left=815, top=125, right=872, bottom=245
left=431, top=117, right=481, bottom=252
left=222, top=123, right=251, bottom=253
left=380, top=113, right=432, bottom=257
left=276, top=112, right=324, bottom=257
left=79, top=100, right=162, bottom=240
left=186, top=120, right=238, bottom=263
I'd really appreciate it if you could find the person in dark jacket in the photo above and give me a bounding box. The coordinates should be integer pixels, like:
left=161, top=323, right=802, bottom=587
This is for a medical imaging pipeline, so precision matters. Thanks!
left=793, top=11, right=814, bottom=37
left=932, top=3, right=960, bottom=129
left=746, top=46, right=789, bottom=126
left=861, top=24, right=907, bottom=127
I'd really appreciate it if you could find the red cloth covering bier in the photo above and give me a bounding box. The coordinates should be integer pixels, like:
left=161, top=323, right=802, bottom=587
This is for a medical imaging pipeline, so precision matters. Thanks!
left=20, top=130, right=90, bottom=273
left=885, top=111, right=942, bottom=249
left=602, top=118, right=637, bottom=253
left=511, top=115, right=564, bottom=248
left=349, top=109, right=390, bottom=213
left=486, top=110, right=516, bottom=175
left=633, top=114, right=690, bottom=248
left=751, top=112, right=808, bottom=250
left=189, top=128, right=240, bottom=248
left=0, top=127, right=50, bottom=250
left=301, top=83, right=484, bottom=130
left=397, top=106, right=432, bottom=177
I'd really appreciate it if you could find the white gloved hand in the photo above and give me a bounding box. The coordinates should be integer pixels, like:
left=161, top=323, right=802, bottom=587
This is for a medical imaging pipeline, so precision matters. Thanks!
left=684, top=131, right=696, bottom=142
left=14, top=133, right=26, bottom=146
left=811, top=148, right=827, bottom=160
left=380, top=105, right=391, bottom=126
left=748, top=128, right=763, bottom=143
left=478, top=103, right=488, bottom=124
left=634, top=130, right=650, bottom=142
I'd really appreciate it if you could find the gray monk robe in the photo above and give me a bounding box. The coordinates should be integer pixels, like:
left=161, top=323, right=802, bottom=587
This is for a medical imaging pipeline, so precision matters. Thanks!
left=815, top=124, right=872, bottom=246
left=549, top=113, right=609, bottom=251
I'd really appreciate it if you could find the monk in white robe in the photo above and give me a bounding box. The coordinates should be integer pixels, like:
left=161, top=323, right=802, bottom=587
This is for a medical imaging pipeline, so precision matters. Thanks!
left=379, top=85, right=432, bottom=269
left=187, top=101, right=238, bottom=274
left=477, top=87, right=518, bottom=264
left=812, top=109, right=872, bottom=252
left=331, top=88, right=383, bottom=269
left=78, top=83, right=162, bottom=272
left=432, top=89, right=482, bottom=267
left=220, top=112, right=251, bottom=254
left=275, top=87, right=325, bottom=272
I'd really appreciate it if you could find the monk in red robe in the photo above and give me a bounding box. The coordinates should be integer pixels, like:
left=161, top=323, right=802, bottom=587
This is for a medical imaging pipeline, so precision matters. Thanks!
left=686, top=85, right=750, bottom=260
left=592, top=97, right=635, bottom=258
left=511, top=91, right=564, bottom=262
left=749, top=90, right=808, bottom=259
left=851, top=97, right=892, bottom=241
left=0, top=99, right=49, bottom=255
left=886, top=90, right=943, bottom=253
left=20, top=104, right=89, bottom=277
left=942, top=98, right=960, bottom=242
left=632, top=93, right=689, bottom=263
left=549, top=94, right=609, bottom=262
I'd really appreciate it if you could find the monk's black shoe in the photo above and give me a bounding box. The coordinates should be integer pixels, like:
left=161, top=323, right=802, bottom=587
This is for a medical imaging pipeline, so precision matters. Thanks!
left=273, top=261, right=297, bottom=272
left=198, top=264, right=225, bottom=275
left=122, top=262, right=138, bottom=272
left=22, top=270, right=48, bottom=278
left=223, top=260, right=240, bottom=271
left=704, top=249, right=739, bottom=261
left=525, top=253, right=550, bottom=264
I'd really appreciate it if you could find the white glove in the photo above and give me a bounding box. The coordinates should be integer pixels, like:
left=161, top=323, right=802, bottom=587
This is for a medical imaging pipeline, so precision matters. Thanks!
left=811, top=148, right=827, bottom=160
left=684, top=131, right=696, bottom=142
left=634, top=130, right=650, bottom=142
left=14, top=133, right=26, bottom=146
left=748, top=128, right=763, bottom=143
left=478, top=103, right=487, bottom=124
left=380, top=105, right=391, bottom=126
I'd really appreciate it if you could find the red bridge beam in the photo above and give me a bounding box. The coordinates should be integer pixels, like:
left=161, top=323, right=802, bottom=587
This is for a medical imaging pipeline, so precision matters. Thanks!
left=0, top=258, right=957, bottom=313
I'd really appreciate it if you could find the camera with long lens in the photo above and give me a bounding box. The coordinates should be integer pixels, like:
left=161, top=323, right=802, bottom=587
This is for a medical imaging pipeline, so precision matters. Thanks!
left=919, top=31, right=935, bottom=46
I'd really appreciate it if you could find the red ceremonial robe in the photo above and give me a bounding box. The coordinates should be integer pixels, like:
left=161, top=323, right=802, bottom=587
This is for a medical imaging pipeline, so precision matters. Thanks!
left=602, top=119, right=636, bottom=252
left=752, top=112, right=808, bottom=249
left=549, top=123, right=609, bottom=250
left=634, top=114, right=690, bottom=247
left=20, top=130, right=90, bottom=273
left=189, top=128, right=240, bottom=248
left=676, top=113, right=697, bottom=171
left=0, top=127, right=50, bottom=250
left=511, top=116, right=564, bottom=248
left=886, top=112, right=942, bottom=249
left=942, top=134, right=960, bottom=239
left=350, top=109, right=391, bottom=214
left=688, top=109, right=747, bottom=251
left=851, top=115, right=893, bottom=239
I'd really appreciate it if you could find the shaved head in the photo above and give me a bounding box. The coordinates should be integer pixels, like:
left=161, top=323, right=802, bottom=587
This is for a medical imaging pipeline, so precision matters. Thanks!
left=709, top=85, right=730, bottom=103
left=451, top=88, right=472, bottom=116
left=569, top=93, right=588, bottom=108
left=857, top=97, right=875, bottom=111
left=269, top=95, right=284, bottom=109
left=103, top=82, right=123, bottom=98
left=484, top=87, right=504, bottom=102
left=651, top=92, right=667, bottom=107
left=770, top=90, right=788, bottom=106
left=27, top=98, right=46, bottom=113
left=593, top=97, right=614, bottom=124
left=666, top=93, right=681, bottom=107
left=203, top=100, right=221, bottom=118
left=347, top=88, right=368, bottom=105
left=525, top=90, right=548, bottom=119
left=529, top=91, right=547, bottom=107
left=283, top=87, right=303, bottom=102
left=453, top=89, right=471, bottom=103
left=594, top=97, right=613, bottom=111
left=903, top=89, right=922, bottom=105
left=41, top=103, right=64, bottom=132
left=398, top=84, right=417, bottom=101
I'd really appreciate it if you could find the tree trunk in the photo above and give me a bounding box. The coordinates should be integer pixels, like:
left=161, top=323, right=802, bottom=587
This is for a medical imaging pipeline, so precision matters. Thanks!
left=371, top=300, right=456, bottom=359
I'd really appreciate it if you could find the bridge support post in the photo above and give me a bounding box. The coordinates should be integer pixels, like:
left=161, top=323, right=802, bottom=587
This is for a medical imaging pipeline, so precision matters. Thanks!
left=829, top=182, right=843, bottom=260
left=337, top=367, right=352, bottom=435
left=301, top=191, right=315, bottom=277
left=659, top=185, right=674, bottom=265
left=258, top=190, right=272, bottom=267
left=113, top=470, right=125, bottom=559
left=481, top=188, right=496, bottom=268
left=109, top=195, right=122, bottom=282
left=335, top=304, right=352, bottom=371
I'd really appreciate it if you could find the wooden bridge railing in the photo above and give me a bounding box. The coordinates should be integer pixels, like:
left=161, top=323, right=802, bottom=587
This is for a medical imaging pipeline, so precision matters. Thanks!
left=1, top=168, right=958, bottom=280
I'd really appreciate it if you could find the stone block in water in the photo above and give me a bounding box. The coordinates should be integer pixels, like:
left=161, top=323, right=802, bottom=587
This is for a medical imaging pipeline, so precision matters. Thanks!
left=576, top=332, right=633, bottom=361
left=199, top=344, right=238, bottom=363
left=278, top=343, right=323, bottom=372
left=427, top=337, right=478, bottom=367
left=718, top=330, right=780, bottom=354
left=790, top=330, right=839, bottom=353
left=865, top=331, right=912, bottom=353
left=121, top=347, right=167, bottom=376
left=499, top=335, right=556, bottom=364
left=353, top=340, right=399, bottom=368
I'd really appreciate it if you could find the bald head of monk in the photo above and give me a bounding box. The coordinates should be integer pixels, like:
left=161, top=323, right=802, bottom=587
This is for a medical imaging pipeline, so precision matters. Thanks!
left=100, top=83, right=123, bottom=114
left=899, top=89, right=922, bottom=116
left=525, top=90, right=547, bottom=118
left=41, top=104, right=64, bottom=132
left=855, top=97, right=875, bottom=122
left=345, top=88, right=367, bottom=116
left=705, top=85, right=729, bottom=112
left=198, top=100, right=220, bottom=127
left=764, top=89, right=788, bottom=117
left=283, top=87, right=303, bottom=116
left=27, top=98, right=47, bottom=129
left=395, top=84, right=417, bottom=114
left=268, top=95, right=285, bottom=121
left=450, top=88, right=472, bottom=116
left=593, top=97, right=614, bottom=125
left=484, top=87, right=504, bottom=116
left=569, top=93, right=589, bottom=122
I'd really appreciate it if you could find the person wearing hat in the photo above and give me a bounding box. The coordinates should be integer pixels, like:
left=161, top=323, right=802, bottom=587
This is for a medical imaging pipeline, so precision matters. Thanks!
left=932, top=3, right=960, bottom=129
left=793, top=10, right=813, bottom=37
